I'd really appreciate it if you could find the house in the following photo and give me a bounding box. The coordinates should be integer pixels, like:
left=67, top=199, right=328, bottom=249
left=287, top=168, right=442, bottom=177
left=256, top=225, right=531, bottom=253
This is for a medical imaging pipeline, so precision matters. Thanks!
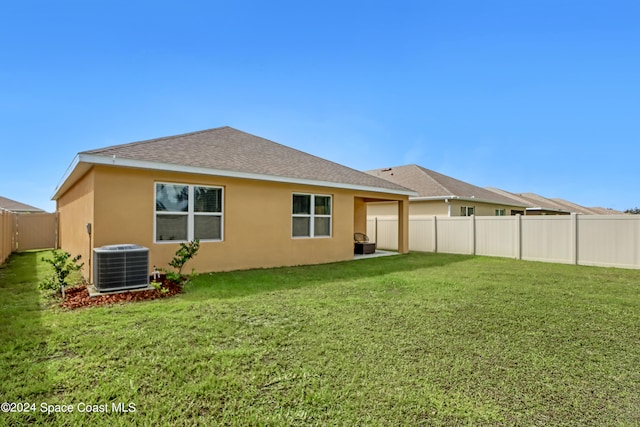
left=484, top=188, right=571, bottom=215
left=53, top=127, right=415, bottom=280
left=547, top=198, right=624, bottom=215
left=0, top=196, right=45, bottom=213
left=485, top=188, right=625, bottom=215
left=365, top=165, right=528, bottom=217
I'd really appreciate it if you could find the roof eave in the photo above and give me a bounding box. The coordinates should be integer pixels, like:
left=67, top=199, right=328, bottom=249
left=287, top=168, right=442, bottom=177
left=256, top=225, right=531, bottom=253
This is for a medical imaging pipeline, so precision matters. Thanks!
left=525, top=207, right=572, bottom=214
left=53, top=154, right=417, bottom=200
left=410, top=195, right=528, bottom=208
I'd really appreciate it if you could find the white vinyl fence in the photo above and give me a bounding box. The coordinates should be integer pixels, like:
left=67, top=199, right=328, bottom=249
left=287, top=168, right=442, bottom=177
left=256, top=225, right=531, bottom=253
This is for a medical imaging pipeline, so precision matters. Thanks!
left=368, top=214, right=640, bottom=270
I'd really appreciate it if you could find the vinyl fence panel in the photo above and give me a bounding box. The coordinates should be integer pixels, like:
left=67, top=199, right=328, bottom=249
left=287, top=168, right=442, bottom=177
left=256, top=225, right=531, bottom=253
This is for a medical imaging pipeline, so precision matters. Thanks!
left=436, top=217, right=473, bottom=255
left=368, top=214, right=640, bottom=269
left=409, top=217, right=435, bottom=252
left=520, top=216, right=575, bottom=264
left=0, top=210, right=17, bottom=264
left=475, top=216, right=517, bottom=258
left=16, top=213, right=58, bottom=251
left=577, top=215, right=640, bottom=269
left=374, top=218, right=398, bottom=250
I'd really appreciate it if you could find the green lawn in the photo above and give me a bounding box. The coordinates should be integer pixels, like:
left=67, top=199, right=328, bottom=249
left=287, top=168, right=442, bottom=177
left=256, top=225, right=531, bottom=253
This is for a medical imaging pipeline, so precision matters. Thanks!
left=1, top=251, right=639, bottom=426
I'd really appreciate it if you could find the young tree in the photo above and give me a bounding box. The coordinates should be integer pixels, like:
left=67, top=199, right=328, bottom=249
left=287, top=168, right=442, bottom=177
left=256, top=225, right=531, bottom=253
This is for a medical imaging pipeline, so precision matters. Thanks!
left=39, top=251, right=84, bottom=298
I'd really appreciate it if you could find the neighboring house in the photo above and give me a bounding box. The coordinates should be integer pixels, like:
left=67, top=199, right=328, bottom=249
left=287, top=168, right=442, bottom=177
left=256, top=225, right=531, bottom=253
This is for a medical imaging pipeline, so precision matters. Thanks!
left=485, top=189, right=625, bottom=215
left=587, top=206, right=626, bottom=215
left=0, top=196, right=45, bottom=213
left=548, top=198, right=624, bottom=215
left=484, top=188, right=571, bottom=215
left=53, top=127, right=415, bottom=280
left=365, top=165, right=528, bottom=217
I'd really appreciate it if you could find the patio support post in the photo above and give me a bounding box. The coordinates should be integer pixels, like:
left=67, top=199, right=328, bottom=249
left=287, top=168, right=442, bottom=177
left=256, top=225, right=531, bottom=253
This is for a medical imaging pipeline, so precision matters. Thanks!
left=397, top=199, right=409, bottom=254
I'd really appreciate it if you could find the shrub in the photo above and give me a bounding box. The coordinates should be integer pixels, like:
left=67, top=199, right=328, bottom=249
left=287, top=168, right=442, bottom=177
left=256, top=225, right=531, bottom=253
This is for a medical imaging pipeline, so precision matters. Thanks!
left=39, top=250, right=84, bottom=298
left=166, top=240, right=200, bottom=284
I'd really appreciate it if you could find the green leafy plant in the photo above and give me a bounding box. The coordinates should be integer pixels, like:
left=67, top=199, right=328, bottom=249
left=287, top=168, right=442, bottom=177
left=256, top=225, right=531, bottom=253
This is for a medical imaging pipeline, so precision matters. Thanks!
left=150, top=280, right=169, bottom=295
left=38, top=250, right=84, bottom=298
left=167, top=239, right=200, bottom=281
left=165, top=271, right=183, bottom=284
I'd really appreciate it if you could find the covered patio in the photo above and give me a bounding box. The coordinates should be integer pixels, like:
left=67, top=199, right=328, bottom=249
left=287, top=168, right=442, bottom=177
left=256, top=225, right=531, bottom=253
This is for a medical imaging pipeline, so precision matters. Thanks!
left=354, top=196, right=411, bottom=255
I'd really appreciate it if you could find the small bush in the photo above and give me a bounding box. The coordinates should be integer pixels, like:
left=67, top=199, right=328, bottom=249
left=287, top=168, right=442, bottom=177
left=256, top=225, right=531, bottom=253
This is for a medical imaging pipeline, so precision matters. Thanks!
left=150, top=280, right=170, bottom=295
left=38, top=250, right=84, bottom=297
left=168, top=239, right=200, bottom=277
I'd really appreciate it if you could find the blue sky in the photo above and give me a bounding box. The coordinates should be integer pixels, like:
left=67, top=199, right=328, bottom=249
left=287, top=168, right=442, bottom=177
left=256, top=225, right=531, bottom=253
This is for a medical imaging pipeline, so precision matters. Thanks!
left=2, top=0, right=638, bottom=212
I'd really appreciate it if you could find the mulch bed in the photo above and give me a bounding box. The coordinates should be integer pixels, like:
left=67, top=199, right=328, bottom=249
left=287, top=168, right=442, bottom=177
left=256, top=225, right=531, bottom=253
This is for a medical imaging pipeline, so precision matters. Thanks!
left=60, top=276, right=183, bottom=310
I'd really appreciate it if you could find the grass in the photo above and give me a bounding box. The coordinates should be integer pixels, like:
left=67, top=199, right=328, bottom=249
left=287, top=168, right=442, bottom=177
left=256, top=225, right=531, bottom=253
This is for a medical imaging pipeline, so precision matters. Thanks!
left=1, top=251, right=639, bottom=426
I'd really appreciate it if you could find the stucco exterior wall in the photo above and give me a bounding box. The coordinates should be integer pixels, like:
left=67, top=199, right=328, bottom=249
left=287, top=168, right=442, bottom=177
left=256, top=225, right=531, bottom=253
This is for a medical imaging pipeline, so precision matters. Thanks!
left=409, top=201, right=449, bottom=217
left=353, top=198, right=368, bottom=235
left=58, top=165, right=408, bottom=279
left=56, top=169, right=95, bottom=278
left=447, top=200, right=517, bottom=216
left=368, top=200, right=448, bottom=217
left=368, top=199, right=520, bottom=218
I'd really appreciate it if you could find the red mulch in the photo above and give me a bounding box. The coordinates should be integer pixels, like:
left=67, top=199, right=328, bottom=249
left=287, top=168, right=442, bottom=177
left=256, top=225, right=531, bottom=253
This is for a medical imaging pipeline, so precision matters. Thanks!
left=60, top=277, right=183, bottom=310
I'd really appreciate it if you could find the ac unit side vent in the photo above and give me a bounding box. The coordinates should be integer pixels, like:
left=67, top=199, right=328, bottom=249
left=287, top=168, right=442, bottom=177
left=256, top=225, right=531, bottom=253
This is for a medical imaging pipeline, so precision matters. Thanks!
left=93, top=244, right=149, bottom=292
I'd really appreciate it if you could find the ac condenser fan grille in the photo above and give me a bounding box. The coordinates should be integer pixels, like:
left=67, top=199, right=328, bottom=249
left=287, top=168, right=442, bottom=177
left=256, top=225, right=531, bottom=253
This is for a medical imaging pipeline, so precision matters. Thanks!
left=93, top=244, right=149, bottom=292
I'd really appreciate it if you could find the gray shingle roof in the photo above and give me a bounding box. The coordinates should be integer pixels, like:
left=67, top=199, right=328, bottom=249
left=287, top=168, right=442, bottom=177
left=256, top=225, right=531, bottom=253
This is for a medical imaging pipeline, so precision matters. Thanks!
left=549, top=198, right=624, bottom=215
left=0, top=196, right=44, bottom=213
left=485, top=188, right=572, bottom=213
left=80, top=126, right=412, bottom=194
left=485, top=189, right=625, bottom=215
left=588, top=206, right=625, bottom=215
left=366, top=164, right=527, bottom=207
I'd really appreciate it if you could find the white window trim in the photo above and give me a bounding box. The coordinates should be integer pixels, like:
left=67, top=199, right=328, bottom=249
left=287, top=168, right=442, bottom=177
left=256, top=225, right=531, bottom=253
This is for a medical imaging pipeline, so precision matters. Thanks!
left=460, top=206, right=475, bottom=217
left=292, top=193, right=332, bottom=239
left=154, top=182, right=224, bottom=243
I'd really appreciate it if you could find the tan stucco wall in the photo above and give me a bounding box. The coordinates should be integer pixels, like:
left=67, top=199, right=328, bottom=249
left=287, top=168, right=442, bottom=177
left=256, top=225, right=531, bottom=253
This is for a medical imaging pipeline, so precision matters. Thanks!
left=58, top=165, right=408, bottom=279
left=368, top=199, right=522, bottom=218
left=447, top=200, right=518, bottom=216
left=56, top=169, right=95, bottom=279
left=368, top=200, right=448, bottom=217
left=353, top=198, right=368, bottom=234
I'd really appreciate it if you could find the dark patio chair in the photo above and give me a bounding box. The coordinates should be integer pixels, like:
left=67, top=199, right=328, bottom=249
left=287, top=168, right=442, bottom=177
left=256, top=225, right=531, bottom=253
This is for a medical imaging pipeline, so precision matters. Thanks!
left=354, top=232, right=376, bottom=255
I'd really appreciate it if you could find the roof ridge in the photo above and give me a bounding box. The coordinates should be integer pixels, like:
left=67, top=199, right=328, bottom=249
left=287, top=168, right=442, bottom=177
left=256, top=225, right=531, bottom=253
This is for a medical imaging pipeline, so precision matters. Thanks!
left=57, top=127, right=416, bottom=198
left=413, top=165, right=457, bottom=196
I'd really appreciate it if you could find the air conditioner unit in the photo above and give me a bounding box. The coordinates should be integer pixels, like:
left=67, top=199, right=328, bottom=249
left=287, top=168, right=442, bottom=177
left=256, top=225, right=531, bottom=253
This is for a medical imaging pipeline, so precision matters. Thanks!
left=93, top=244, right=149, bottom=292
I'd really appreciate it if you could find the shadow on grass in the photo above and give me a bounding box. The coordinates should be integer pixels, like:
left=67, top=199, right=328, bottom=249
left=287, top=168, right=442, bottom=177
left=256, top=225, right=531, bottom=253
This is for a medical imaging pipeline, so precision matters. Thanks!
left=0, top=251, right=52, bottom=404
left=185, top=252, right=473, bottom=300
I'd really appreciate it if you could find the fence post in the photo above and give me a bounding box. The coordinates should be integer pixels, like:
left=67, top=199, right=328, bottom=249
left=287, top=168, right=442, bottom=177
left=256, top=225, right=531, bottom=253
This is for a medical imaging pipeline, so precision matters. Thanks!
left=432, top=215, right=438, bottom=253
left=374, top=216, right=378, bottom=244
left=515, top=214, right=522, bottom=260
left=470, top=215, right=476, bottom=255
left=571, top=213, right=578, bottom=265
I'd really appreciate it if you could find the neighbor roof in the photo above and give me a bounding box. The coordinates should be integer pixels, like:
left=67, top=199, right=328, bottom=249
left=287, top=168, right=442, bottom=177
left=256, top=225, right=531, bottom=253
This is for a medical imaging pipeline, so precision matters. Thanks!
left=0, top=196, right=44, bottom=213
left=366, top=165, right=527, bottom=207
left=484, top=188, right=571, bottom=214
left=549, top=198, right=625, bottom=215
left=588, top=206, right=625, bottom=215
left=485, top=188, right=625, bottom=215
left=54, top=126, right=415, bottom=199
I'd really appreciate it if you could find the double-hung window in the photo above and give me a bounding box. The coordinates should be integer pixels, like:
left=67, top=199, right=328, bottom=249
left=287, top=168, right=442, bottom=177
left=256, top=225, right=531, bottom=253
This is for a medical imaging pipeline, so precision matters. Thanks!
left=292, top=193, right=332, bottom=238
left=460, top=206, right=475, bottom=217
left=155, top=183, right=223, bottom=242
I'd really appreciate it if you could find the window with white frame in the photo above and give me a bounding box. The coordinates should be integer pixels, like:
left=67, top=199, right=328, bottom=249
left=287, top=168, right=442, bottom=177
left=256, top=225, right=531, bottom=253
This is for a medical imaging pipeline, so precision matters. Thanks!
left=155, top=183, right=223, bottom=242
left=495, top=209, right=506, bottom=216
left=292, top=193, right=332, bottom=238
left=460, top=206, right=475, bottom=216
